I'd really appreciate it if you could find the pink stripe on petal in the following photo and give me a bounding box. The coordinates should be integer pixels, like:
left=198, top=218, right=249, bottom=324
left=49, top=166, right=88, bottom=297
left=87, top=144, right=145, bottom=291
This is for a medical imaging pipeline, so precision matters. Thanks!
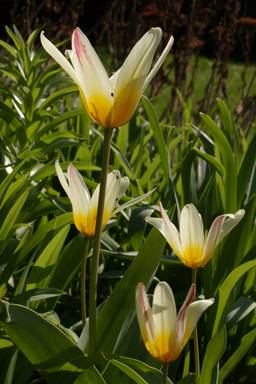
left=176, top=284, right=196, bottom=343
left=201, top=215, right=226, bottom=266
left=73, top=28, right=94, bottom=68
left=159, top=203, right=183, bottom=258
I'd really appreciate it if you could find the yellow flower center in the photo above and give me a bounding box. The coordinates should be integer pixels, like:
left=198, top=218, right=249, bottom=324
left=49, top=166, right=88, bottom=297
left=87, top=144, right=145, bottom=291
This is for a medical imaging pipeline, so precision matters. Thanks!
left=80, top=91, right=113, bottom=128
left=145, top=331, right=178, bottom=363
left=73, top=208, right=111, bottom=237
left=182, top=244, right=203, bottom=268
left=111, top=80, right=141, bottom=128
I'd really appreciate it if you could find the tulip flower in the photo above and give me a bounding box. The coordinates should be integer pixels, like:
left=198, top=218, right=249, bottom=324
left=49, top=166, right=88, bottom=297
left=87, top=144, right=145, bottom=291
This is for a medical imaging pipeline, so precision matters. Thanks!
left=41, top=27, right=174, bottom=128
left=55, top=160, right=129, bottom=236
left=146, top=203, right=245, bottom=268
left=136, top=282, right=214, bottom=362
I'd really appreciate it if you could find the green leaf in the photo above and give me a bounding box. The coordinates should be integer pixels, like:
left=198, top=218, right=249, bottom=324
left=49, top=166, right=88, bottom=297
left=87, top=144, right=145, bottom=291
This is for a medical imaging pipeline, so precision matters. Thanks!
left=0, top=301, right=90, bottom=381
left=199, top=327, right=226, bottom=384
left=111, top=359, right=148, bottom=383
left=237, top=129, right=256, bottom=204
left=81, top=229, right=166, bottom=353
left=142, top=96, right=169, bottom=181
left=216, top=98, right=237, bottom=142
left=200, top=112, right=237, bottom=211
left=178, top=373, right=196, bottom=384
left=74, top=367, right=107, bottom=384
left=226, top=296, right=256, bottom=323
left=3, top=349, right=18, bottom=384
left=0, top=189, right=29, bottom=241
left=40, top=86, right=78, bottom=109
left=193, top=148, right=225, bottom=176
left=26, top=225, right=70, bottom=291
left=212, top=259, right=256, bottom=334
left=219, top=328, right=256, bottom=383
left=118, top=356, right=174, bottom=384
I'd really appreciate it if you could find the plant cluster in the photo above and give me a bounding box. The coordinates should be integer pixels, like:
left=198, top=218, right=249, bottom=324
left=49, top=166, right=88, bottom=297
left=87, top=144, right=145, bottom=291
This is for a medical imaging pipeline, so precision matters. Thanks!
left=0, top=26, right=255, bottom=384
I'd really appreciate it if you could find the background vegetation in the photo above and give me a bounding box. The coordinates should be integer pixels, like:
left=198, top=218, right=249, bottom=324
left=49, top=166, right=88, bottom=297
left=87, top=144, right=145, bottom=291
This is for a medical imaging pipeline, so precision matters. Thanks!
left=0, top=1, right=255, bottom=382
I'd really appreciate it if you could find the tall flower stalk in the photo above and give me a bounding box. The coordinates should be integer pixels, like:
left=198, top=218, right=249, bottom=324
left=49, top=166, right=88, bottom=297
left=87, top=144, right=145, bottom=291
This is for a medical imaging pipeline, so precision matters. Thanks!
left=192, top=268, right=200, bottom=376
left=88, top=128, right=113, bottom=352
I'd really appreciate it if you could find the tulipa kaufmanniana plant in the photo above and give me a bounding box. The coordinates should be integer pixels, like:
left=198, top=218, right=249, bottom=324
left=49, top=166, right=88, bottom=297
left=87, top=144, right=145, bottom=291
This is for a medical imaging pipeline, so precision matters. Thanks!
left=42, top=26, right=174, bottom=352
left=55, top=161, right=129, bottom=237
left=41, top=27, right=174, bottom=129
left=136, top=282, right=214, bottom=382
left=146, top=203, right=245, bottom=269
left=146, top=203, right=244, bottom=375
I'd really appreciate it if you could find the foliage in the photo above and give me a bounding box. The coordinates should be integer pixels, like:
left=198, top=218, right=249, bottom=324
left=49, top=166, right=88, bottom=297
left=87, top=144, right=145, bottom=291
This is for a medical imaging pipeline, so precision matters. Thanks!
left=0, top=27, right=255, bottom=384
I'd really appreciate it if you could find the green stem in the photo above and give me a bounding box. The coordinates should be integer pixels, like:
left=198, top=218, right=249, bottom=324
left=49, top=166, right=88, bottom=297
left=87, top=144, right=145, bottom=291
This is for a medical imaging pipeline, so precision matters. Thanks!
left=192, top=268, right=200, bottom=376
left=89, top=128, right=113, bottom=354
left=163, top=363, right=169, bottom=384
left=81, top=236, right=89, bottom=327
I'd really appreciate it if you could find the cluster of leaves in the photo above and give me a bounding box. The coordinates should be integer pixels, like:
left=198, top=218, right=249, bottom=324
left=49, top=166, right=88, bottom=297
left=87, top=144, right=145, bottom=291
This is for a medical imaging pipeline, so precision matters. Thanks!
left=0, top=27, right=255, bottom=384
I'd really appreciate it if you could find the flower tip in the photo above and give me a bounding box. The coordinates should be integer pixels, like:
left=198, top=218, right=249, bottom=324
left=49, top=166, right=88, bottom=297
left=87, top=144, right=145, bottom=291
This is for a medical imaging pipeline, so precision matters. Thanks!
left=40, top=31, right=47, bottom=44
left=67, top=163, right=75, bottom=174
left=238, top=209, right=245, bottom=217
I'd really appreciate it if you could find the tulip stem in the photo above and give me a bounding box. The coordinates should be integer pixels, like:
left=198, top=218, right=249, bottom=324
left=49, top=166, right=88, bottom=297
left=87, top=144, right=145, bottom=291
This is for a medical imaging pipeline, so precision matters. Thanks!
left=81, top=235, right=89, bottom=327
left=89, top=128, right=113, bottom=354
left=163, top=363, right=169, bottom=384
left=192, top=268, right=200, bottom=376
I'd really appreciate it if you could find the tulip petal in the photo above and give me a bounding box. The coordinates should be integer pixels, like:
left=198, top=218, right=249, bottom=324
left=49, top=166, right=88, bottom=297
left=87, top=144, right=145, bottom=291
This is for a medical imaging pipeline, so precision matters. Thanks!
left=201, top=209, right=245, bottom=267
left=135, top=283, right=155, bottom=352
left=217, top=209, right=245, bottom=243
left=180, top=204, right=204, bottom=267
left=176, top=284, right=196, bottom=345
left=152, top=282, right=177, bottom=361
left=72, top=28, right=113, bottom=127
left=146, top=204, right=183, bottom=260
left=181, top=298, right=214, bottom=349
left=55, top=160, right=72, bottom=201
left=111, top=28, right=162, bottom=127
left=67, top=164, right=90, bottom=231
left=201, top=215, right=226, bottom=266
left=114, top=188, right=153, bottom=215
left=144, top=35, right=174, bottom=89
left=40, top=32, right=77, bottom=83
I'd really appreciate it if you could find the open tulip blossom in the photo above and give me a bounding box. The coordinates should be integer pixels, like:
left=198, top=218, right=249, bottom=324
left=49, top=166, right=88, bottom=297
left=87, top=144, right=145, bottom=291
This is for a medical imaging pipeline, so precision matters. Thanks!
left=55, top=160, right=129, bottom=237
left=41, top=27, right=174, bottom=129
left=146, top=203, right=245, bottom=268
left=136, top=282, right=214, bottom=363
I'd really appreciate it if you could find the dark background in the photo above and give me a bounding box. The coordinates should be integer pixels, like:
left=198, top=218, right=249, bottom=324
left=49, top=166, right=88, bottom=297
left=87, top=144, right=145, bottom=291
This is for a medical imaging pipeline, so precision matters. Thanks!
left=1, top=0, right=256, bottom=61
left=1, top=0, right=256, bottom=127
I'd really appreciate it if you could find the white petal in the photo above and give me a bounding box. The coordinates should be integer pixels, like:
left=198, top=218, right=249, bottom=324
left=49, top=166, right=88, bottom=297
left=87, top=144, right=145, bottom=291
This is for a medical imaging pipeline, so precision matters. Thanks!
left=217, top=209, right=245, bottom=244
left=201, top=215, right=226, bottom=266
left=90, top=171, right=121, bottom=217
left=181, top=298, right=214, bottom=348
left=71, top=28, right=113, bottom=103
left=104, top=171, right=123, bottom=212
left=144, top=35, right=174, bottom=89
left=135, top=283, right=154, bottom=346
left=159, top=203, right=183, bottom=258
left=115, top=188, right=153, bottom=215
left=55, top=160, right=71, bottom=201
left=40, top=32, right=77, bottom=83
left=110, top=28, right=162, bottom=127
left=67, top=164, right=90, bottom=215
left=180, top=204, right=204, bottom=251
left=176, top=284, right=196, bottom=345
left=109, top=67, right=121, bottom=89
left=115, top=27, right=162, bottom=94
left=152, top=281, right=177, bottom=339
